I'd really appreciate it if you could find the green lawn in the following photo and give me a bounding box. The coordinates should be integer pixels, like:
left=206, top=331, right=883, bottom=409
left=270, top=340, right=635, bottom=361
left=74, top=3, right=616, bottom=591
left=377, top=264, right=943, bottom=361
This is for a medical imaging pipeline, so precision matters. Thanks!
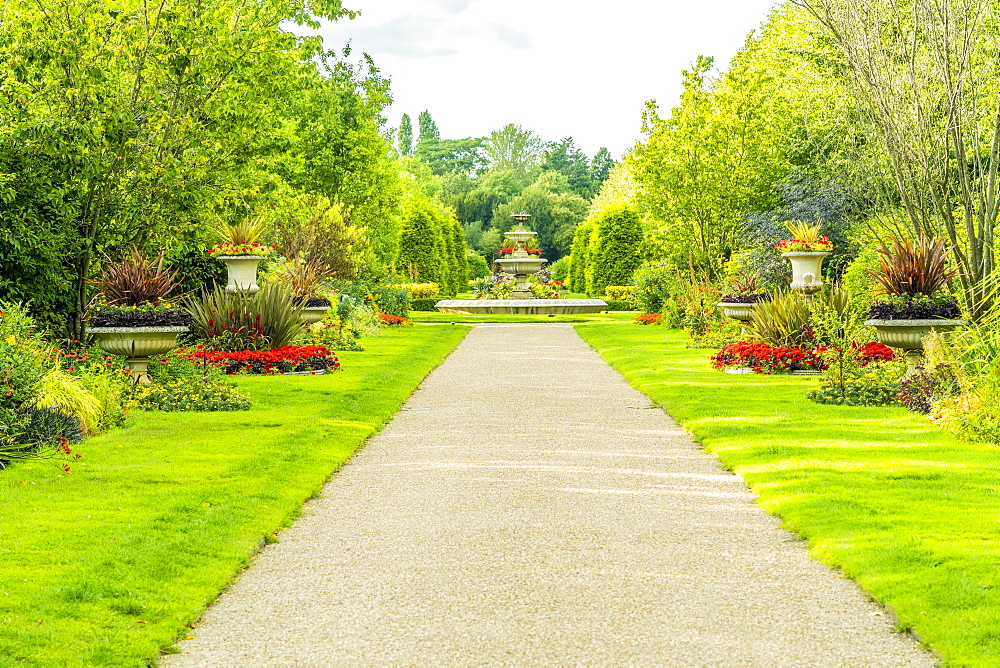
left=576, top=324, right=1000, bottom=666
left=0, top=325, right=469, bottom=665
left=410, top=311, right=637, bottom=324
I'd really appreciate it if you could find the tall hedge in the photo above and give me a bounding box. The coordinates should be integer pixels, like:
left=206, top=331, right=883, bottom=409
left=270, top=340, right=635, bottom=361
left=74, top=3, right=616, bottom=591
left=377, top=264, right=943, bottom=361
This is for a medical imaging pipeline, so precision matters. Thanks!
left=589, top=204, right=644, bottom=297
left=568, top=220, right=594, bottom=294
left=447, top=216, right=468, bottom=295
left=396, top=199, right=440, bottom=284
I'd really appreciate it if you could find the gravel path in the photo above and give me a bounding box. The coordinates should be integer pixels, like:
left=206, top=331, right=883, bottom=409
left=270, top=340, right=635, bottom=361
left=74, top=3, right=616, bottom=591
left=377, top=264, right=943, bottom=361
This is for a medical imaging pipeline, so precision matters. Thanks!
left=166, top=324, right=935, bottom=666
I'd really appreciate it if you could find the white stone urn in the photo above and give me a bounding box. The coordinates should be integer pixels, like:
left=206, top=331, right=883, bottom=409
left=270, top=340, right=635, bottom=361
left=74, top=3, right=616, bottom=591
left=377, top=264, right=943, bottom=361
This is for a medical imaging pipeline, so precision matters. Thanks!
left=717, top=301, right=756, bottom=322
left=300, top=306, right=331, bottom=323
left=782, top=251, right=829, bottom=301
left=864, top=318, right=965, bottom=372
left=86, top=326, right=189, bottom=385
left=216, top=255, right=263, bottom=294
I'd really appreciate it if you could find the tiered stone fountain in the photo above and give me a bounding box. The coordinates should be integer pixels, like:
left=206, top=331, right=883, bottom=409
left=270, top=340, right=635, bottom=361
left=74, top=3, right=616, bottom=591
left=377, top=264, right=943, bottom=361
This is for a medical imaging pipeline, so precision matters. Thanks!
left=435, top=212, right=607, bottom=315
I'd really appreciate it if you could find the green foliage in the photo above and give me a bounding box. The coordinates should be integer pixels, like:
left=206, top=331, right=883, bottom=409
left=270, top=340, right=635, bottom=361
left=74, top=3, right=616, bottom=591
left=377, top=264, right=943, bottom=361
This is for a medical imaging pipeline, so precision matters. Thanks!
left=632, top=264, right=681, bottom=314
left=492, top=172, right=589, bottom=259
left=131, top=353, right=251, bottom=412
left=603, top=300, right=638, bottom=311
left=409, top=298, right=441, bottom=312
left=840, top=248, right=882, bottom=316
left=466, top=252, right=491, bottom=281
left=30, top=368, right=102, bottom=437
left=185, top=284, right=305, bottom=350
left=604, top=286, right=637, bottom=301
left=396, top=199, right=442, bottom=284
left=749, top=292, right=811, bottom=347
left=807, top=365, right=903, bottom=406
left=568, top=221, right=594, bottom=294
left=398, top=113, right=414, bottom=156
left=340, top=283, right=411, bottom=318
left=541, top=138, right=599, bottom=198
left=394, top=284, right=440, bottom=299
left=589, top=205, right=645, bottom=297
left=548, top=256, right=571, bottom=283
left=0, top=302, right=54, bottom=416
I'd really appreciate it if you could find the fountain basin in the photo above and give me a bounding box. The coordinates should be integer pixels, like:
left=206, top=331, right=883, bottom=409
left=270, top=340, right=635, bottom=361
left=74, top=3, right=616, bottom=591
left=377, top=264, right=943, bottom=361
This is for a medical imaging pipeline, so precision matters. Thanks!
left=435, top=299, right=607, bottom=315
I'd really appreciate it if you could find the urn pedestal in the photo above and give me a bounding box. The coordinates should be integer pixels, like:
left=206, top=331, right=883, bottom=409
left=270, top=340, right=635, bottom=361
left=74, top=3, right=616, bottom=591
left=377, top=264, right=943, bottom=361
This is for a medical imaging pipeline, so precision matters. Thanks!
left=864, top=318, right=965, bottom=373
left=86, top=326, right=189, bottom=385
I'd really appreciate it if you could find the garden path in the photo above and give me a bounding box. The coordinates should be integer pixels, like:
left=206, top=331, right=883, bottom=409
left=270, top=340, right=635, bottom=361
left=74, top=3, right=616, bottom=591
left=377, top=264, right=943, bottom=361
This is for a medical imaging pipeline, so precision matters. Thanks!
left=166, top=324, right=934, bottom=666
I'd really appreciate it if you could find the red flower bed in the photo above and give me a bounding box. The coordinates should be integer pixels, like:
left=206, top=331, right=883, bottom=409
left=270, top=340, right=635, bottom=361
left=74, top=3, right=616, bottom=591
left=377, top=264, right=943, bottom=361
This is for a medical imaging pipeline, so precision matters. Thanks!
left=178, top=345, right=340, bottom=375
left=711, top=341, right=896, bottom=374
left=635, top=313, right=663, bottom=325
left=379, top=313, right=412, bottom=326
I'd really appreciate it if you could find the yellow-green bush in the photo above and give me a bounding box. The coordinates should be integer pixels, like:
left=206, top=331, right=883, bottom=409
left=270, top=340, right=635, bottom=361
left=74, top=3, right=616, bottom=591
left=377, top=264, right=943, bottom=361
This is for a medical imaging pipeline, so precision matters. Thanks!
left=604, top=286, right=636, bottom=301
left=31, top=367, right=103, bottom=436
left=394, top=283, right=439, bottom=299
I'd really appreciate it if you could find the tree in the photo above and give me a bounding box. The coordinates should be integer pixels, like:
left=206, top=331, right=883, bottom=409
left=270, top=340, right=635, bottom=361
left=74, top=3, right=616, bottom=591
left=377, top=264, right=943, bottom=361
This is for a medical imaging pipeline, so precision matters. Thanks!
left=541, top=138, right=597, bottom=198
left=415, top=138, right=485, bottom=176
left=0, top=0, right=358, bottom=337
left=568, top=220, right=595, bottom=294
left=590, top=205, right=645, bottom=296
left=481, top=124, right=544, bottom=175
left=794, top=0, right=1000, bottom=315
left=591, top=148, right=616, bottom=185
left=396, top=199, right=441, bottom=284
left=630, top=51, right=792, bottom=277
left=398, top=113, right=414, bottom=156
left=417, top=110, right=441, bottom=145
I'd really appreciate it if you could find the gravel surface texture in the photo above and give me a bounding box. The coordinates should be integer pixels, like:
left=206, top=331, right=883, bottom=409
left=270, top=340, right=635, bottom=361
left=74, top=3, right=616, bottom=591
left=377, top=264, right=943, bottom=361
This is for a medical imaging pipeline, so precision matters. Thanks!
left=166, top=324, right=935, bottom=666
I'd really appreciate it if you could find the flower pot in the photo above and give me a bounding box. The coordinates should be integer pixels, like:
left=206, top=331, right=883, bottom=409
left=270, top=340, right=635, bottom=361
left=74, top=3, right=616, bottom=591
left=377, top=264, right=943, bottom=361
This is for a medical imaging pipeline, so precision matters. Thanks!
left=782, top=251, right=829, bottom=301
left=215, top=255, right=263, bottom=294
left=864, top=318, right=964, bottom=372
left=717, top=302, right=755, bottom=322
left=300, top=306, right=331, bottom=323
left=86, top=325, right=189, bottom=385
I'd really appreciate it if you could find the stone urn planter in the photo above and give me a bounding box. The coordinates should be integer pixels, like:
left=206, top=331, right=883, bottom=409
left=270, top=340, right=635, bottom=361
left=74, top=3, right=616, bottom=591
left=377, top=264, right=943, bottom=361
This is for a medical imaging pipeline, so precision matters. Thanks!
left=300, top=306, right=331, bottom=323
left=216, top=255, right=263, bottom=294
left=782, top=251, right=829, bottom=301
left=863, top=318, right=965, bottom=372
left=86, top=326, right=189, bottom=385
left=717, top=302, right=755, bottom=322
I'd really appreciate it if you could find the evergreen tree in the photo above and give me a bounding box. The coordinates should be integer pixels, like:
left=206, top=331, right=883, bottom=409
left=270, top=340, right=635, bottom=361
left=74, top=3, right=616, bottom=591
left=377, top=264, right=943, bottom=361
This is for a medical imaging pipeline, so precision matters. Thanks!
left=417, top=110, right=440, bottom=144
left=541, top=138, right=595, bottom=198
left=396, top=199, right=441, bottom=284
left=590, top=147, right=615, bottom=184
left=448, top=216, right=468, bottom=295
left=568, top=220, right=594, bottom=294
left=398, top=113, right=414, bottom=156
left=590, top=204, right=644, bottom=296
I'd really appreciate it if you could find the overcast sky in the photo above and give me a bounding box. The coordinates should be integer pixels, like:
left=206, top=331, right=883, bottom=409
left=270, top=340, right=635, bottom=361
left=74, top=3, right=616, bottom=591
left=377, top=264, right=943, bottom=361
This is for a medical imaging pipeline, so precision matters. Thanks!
left=310, top=0, right=780, bottom=160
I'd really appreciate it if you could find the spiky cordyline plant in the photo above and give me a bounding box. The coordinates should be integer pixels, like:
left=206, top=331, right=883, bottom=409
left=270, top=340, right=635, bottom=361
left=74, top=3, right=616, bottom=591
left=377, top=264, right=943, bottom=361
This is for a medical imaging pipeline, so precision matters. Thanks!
left=786, top=220, right=822, bottom=243
left=185, top=283, right=305, bottom=350
left=749, top=292, right=812, bottom=348
left=91, top=249, right=179, bottom=306
left=869, top=236, right=958, bottom=297
left=277, top=258, right=332, bottom=300
left=216, top=217, right=268, bottom=246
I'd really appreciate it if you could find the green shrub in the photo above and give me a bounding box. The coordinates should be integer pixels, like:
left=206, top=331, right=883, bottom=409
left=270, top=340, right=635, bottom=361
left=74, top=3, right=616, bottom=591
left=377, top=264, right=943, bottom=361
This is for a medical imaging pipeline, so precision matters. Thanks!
left=127, top=379, right=252, bottom=412
left=394, top=283, right=439, bottom=298
left=467, top=252, right=491, bottom=281
left=548, top=256, right=571, bottom=283
left=185, top=283, right=305, bottom=350
left=396, top=199, right=441, bottom=284
left=410, top=297, right=440, bottom=311
left=807, top=366, right=903, bottom=406
left=568, top=220, right=595, bottom=294
left=590, top=204, right=644, bottom=297
left=131, top=354, right=251, bottom=412
left=602, top=300, right=637, bottom=311
left=633, top=264, right=680, bottom=314
left=604, top=286, right=637, bottom=301
left=749, top=293, right=812, bottom=347
left=0, top=302, right=54, bottom=415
